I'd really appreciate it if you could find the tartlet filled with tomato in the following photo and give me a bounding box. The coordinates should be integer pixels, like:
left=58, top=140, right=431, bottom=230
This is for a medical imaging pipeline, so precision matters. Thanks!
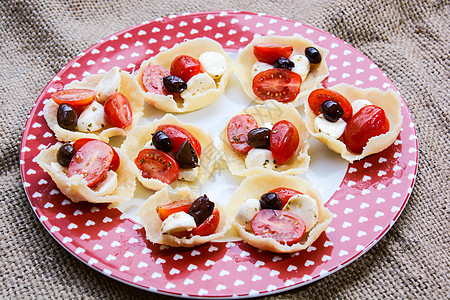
left=121, top=114, right=216, bottom=191
left=139, top=187, right=230, bottom=247
left=43, top=67, right=145, bottom=142
left=135, top=37, right=233, bottom=113
left=35, top=139, right=136, bottom=203
left=222, top=100, right=310, bottom=177
left=226, top=172, right=332, bottom=253
left=305, top=83, right=403, bottom=162
left=234, top=35, right=329, bottom=105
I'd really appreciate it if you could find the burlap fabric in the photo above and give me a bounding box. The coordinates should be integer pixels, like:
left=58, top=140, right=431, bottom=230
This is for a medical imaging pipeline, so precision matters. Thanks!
left=1, top=0, right=448, bottom=299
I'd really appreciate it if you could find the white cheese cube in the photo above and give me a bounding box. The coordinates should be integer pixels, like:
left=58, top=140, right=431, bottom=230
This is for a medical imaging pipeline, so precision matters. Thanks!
left=251, top=61, right=273, bottom=77
left=161, top=211, right=196, bottom=235
left=181, top=73, right=216, bottom=97
left=178, top=166, right=199, bottom=182
left=236, top=198, right=261, bottom=230
left=351, top=99, right=373, bottom=114
left=245, top=148, right=277, bottom=169
left=93, top=170, right=118, bottom=196
left=95, top=67, right=122, bottom=103
left=283, top=194, right=319, bottom=232
left=76, top=101, right=106, bottom=132
left=290, top=55, right=310, bottom=81
left=314, top=114, right=347, bottom=138
left=198, top=51, right=227, bottom=79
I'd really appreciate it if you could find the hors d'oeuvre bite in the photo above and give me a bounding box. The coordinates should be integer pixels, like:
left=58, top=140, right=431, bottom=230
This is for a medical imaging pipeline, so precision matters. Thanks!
left=135, top=37, right=233, bottom=113
left=44, top=67, right=144, bottom=142
left=305, top=83, right=403, bottom=162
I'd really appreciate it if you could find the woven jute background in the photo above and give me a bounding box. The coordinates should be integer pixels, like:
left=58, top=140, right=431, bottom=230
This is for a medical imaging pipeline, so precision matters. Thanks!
left=1, top=0, right=448, bottom=299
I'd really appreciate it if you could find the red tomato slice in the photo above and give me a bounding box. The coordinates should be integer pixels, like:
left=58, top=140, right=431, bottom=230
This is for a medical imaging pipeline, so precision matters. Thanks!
left=68, top=140, right=114, bottom=188
left=253, top=44, right=294, bottom=64
left=51, top=89, right=95, bottom=107
left=191, top=208, right=220, bottom=237
left=156, top=200, right=193, bottom=221
left=308, top=89, right=353, bottom=122
left=270, top=120, right=300, bottom=165
left=135, top=149, right=179, bottom=184
left=73, top=138, right=120, bottom=172
left=343, top=105, right=390, bottom=154
left=252, top=69, right=301, bottom=102
left=104, top=92, right=133, bottom=129
left=226, top=114, right=258, bottom=154
left=251, top=209, right=306, bottom=245
left=156, top=124, right=202, bottom=156
left=142, top=64, right=170, bottom=94
left=268, top=187, right=303, bottom=207
left=170, top=55, right=201, bottom=82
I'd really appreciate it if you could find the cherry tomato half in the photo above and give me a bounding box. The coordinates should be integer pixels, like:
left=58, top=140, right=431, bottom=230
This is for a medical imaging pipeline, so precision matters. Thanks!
left=268, top=187, right=303, bottom=207
left=251, top=209, right=306, bottom=245
left=343, top=105, right=390, bottom=154
left=135, top=149, right=179, bottom=184
left=104, top=92, right=133, bottom=129
left=252, top=69, right=302, bottom=102
left=270, top=120, right=300, bottom=165
left=156, top=200, right=193, bottom=221
left=170, top=55, right=201, bottom=82
left=226, top=114, right=258, bottom=154
left=156, top=124, right=202, bottom=156
left=253, top=43, right=294, bottom=64
left=191, top=208, right=220, bottom=237
left=68, top=140, right=114, bottom=188
left=308, top=89, right=353, bottom=122
left=142, top=64, right=170, bottom=94
left=51, top=89, right=95, bottom=107
left=73, top=138, right=120, bottom=172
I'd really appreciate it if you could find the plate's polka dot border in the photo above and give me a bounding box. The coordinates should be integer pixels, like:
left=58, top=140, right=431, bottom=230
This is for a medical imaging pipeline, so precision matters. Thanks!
left=20, top=11, right=418, bottom=298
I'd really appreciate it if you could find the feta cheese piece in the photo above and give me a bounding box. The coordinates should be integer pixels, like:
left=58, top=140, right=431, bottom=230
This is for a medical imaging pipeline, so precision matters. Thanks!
left=314, top=114, right=347, bottom=138
left=198, top=51, right=227, bottom=79
left=95, top=67, right=122, bottom=103
left=93, top=170, right=118, bottom=196
left=351, top=99, right=373, bottom=114
left=161, top=211, right=196, bottom=235
left=178, top=166, right=199, bottom=182
left=290, top=55, right=310, bottom=81
left=245, top=148, right=277, bottom=169
left=181, top=73, right=216, bottom=97
left=251, top=61, right=273, bottom=77
left=76, top=101, right=106, bottom=132
left=283, top=194, right=319, bottom=232
left=236, top=198, right=261, bottom=230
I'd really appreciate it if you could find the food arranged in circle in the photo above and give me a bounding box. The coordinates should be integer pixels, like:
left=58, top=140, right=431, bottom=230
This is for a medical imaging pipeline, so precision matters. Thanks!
left=305, top=83, right=403, bottom=162
left=234, top=34, right=329, bottom=105
left=43, top=67, right=145, bottom=142
left=222, top=100, right=310, bottom=176
left=135, top=37, right=234, bottom=113
left=138, top=187, right=230, bottom=247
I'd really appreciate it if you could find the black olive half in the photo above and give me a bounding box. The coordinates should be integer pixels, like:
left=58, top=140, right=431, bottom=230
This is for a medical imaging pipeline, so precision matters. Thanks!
left=57, top=104, right=77, bottom=131
left=247, top=127, right=271, bottom=148
left=260, top=192, right=282, bottom=210
left=188, top=194, right=215, bottom=225
left=305, top=47, right=322, bottom=64
left=273, top=57, right=295, bottom=70
left=321, top=100, right=344, bottom=122
left=175, top=140, right=199, bottom=169
left=57, top=143, right=76, bottom=167
left=152, top=130, right=173, bottom=152
left=163, top=75, right=187, bottom=93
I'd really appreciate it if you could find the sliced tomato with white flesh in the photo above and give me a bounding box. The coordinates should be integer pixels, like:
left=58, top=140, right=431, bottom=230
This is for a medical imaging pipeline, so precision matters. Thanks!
left=268, top=187, right=303, bottom=207
left=104, top=92, right=133, bottom=128
left=252, top=69, right=302, bottom=102
left=226, top=114, right=258, bottom=154
left=156, top=200, right=193, bottom=221
left=135, top=149, right=179, bottom=184
left=73, top=138, right=120, bottom=172
left=68, top=140, right=114, bottom=188
left=51, top=89, right=95, bottom=107
left=142, top=64, right=170, bottom=94
left=251, top=209, right=306, bottom=245
left=156, top=124, right=202, bottom=156
left=270, top=120, right=300, bottom=165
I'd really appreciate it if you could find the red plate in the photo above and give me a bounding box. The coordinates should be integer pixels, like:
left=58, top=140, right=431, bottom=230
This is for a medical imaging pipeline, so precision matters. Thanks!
left=20, top=11, right=418, bottom=298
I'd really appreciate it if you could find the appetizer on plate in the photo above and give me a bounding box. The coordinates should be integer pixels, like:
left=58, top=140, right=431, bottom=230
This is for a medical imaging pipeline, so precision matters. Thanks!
left=221, top=100, right=310, bottom=176
left=35, top=139, right=135, bottom=203
left=135, top=37, right=233, bottom=113
left=121, top=114, right=216, bottom=191
left=226, top=172, right=333, bottom=253
left=44, top=67, right=145, bottom=142
left=234, top=34, right=329, bottom=105
left=139, top=187, right=230, bottom=247
left=305, top=83, right=403, bottom=162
